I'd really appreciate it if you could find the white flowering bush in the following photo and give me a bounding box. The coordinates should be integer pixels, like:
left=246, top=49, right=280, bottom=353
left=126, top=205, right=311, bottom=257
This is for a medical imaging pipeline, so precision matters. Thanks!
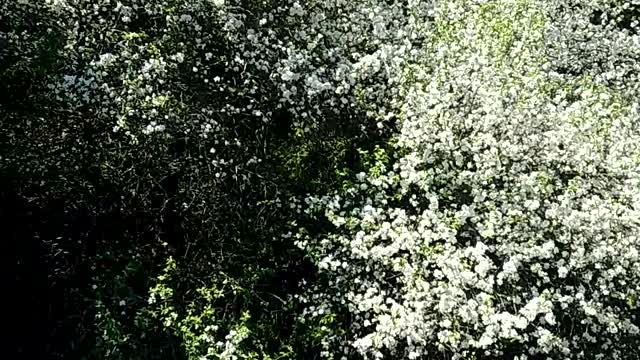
left=4, top=0, right=640, bottom=358
left=293, top=0, right=640, bottom=359
left=2, top=0, right=427, bottom=357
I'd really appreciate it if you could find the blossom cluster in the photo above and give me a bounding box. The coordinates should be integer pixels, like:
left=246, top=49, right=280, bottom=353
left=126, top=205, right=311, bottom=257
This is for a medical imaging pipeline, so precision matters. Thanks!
left=294, top=0, right=640, bottom=358
left=31, top=0, right=436, bottom=187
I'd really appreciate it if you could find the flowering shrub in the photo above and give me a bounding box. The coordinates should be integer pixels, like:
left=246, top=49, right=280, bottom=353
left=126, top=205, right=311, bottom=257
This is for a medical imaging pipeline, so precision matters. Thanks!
left=294, top=0, right=640, bottom=359
left=4, top=0, right=640, bottom=359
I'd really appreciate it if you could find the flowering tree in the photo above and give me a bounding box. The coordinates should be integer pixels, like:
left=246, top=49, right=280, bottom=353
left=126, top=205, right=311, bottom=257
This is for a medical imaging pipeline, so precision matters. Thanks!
left=3, top=0, right=640, bottom=359
left=293, top=0, right=640, bottom=359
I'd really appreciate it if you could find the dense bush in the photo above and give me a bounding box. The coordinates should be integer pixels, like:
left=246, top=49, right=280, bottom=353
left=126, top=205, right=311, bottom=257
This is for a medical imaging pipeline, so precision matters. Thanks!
left=295, top=1, right=640, bottom=359
left=3, top=0, right=640, bottom=359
